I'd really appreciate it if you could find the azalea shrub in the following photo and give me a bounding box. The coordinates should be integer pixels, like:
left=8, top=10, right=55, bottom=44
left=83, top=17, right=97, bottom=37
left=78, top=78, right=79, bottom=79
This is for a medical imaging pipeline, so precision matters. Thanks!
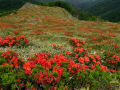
left=0, top=38, right=120, bottom=90
left=0, top=51, right=23, bottom=90
left=0, top=35, right=29, bottom=47
left=1, top=51, right=24, bottom=69
left=101, top=51, right=120, bottom=71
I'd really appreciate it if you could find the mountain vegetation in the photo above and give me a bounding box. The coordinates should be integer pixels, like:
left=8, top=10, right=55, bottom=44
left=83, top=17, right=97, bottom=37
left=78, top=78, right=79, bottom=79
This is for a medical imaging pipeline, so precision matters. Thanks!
left=38, top=1, right=102, bottom=21
left=0, top=0, right=102, bottom=21
left=33, top=0, right=102, bottom=9
left=0, top=2, right=120, bottom=90
left=86, top=0, right=120, bottom=22
left=0, top=0, right=25, bottom=16
left=60, top=0, right=105, bottom=9
left=35, top=0, right=120, bottom=22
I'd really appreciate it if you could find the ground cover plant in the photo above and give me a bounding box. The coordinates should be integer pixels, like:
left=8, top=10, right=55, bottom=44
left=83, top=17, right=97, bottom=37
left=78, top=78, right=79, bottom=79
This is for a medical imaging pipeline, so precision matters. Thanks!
left=0, top=38, right=120, bottom=90
left=0, top=35, right=29, bottom=47
left=0, top=3, right=120, bottom=90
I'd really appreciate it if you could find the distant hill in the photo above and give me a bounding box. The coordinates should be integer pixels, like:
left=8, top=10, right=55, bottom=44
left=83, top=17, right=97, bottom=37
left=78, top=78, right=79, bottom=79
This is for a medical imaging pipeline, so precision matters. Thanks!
left=0, top=0, right=25, bottom=10
left=0, top=0, right=25, bottom=16
left=86, top=0, right=120, bottom=22
left=1, top=0, right=119, bottom=22
left=33, top=0, right=104, bottom=9
left=60, top=0, right=105, bottom=9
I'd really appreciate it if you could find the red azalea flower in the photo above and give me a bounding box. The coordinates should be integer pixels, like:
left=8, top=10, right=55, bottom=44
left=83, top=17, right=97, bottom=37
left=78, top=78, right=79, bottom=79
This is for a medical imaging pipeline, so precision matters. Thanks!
left=80, top=41, right=86, bottom=44
left=2, top=63, right=9, bottom=66
left=25, top=70, right=33, bottom=75
left=18, top=83, right=23, bottom=87
left=114, top=45, right=119, bottom=48
left=51, top=44, right=56, bottom=47
left=16, top=79, right=20, bottom=82
left=109, top=70, right=117, bottom=73
left=32, top=88, right=35, bottom=90
left=54, top=87, right=57, bottom=90
left=78, top=57, right=84, bottom=64
left=66, top=51, right=72, bottom=55
left=23, top=62, right=31, bottom=71
left=100, top=65, right=108, bottom=72
left=75, top=54, right=78, bottom=58
left=84, top=56, right=89, bottom=62
left=74, top=47, right=85, bottom=53
left=95, top=55, right=100, bottom=60
left=76, top=43, right=80, bottom=47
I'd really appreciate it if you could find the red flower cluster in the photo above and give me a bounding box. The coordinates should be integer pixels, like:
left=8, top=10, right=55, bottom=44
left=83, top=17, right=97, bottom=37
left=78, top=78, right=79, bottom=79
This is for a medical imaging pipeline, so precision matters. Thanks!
left=114, top=44, right=119, bottom=48
left=51, top=44, right=64, bottom=50
left=1, top=51, right=24, bottom=68
left=70, top=38, right=88, bottom=57
left=34, top=72, right=55, bottom=85
left=65, top=51, right=72, bottom=55
left=107, top=55, right=120, bottom=64
left=78, top=56, right=89, bottom=64
left=23, top=52, right=92, bottom=85
left=70, top=38, right=118, bottom=73
left=74, top=47, right=85, bottom=53
left=68, top=60, right=90, bottom=74
left=0, top=35, right=29, bottom=47
left=70, top=37, right=86, bottom=47
left=0, top=37, right=119, bottom=89
left=23, top=53, right=67, bottom=84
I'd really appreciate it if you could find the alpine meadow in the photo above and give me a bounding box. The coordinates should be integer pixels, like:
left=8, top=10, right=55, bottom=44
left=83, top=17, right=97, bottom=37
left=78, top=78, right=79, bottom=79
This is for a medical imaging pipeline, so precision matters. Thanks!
left=0, top=0, right=120, bottom=90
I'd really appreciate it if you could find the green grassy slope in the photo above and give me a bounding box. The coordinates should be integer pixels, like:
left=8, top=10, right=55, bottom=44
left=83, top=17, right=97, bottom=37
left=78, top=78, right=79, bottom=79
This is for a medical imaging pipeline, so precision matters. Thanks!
left=0, top=3, right=120, bottom=59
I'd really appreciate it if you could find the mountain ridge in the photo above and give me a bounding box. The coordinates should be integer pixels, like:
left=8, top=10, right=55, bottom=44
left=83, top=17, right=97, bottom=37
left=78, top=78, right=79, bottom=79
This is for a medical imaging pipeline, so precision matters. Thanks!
left=87, top=0, right=120, bottom=22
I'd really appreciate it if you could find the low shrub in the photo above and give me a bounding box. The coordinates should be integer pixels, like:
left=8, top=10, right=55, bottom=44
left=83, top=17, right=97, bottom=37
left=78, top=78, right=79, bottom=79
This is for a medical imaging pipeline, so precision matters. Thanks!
left=0, top=37, right=119, bottom=89
left=0, top=35, right=29, bottom=47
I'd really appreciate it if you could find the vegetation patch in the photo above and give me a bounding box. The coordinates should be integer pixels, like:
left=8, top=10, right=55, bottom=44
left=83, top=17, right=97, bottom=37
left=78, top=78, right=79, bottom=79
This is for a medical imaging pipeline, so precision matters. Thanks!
left=0, top=3, right=120, bottom=90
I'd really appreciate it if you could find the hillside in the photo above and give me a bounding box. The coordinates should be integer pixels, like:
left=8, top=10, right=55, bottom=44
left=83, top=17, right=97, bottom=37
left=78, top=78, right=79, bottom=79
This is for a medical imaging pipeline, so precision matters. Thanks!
left=0, top=3, right=78, bottom=57
left=29, top=0, right=120, bottom=22
left=0, top=3, right=120, bottom=90
left=0, top=0, right=101, bottom=21
left=0, top=3, right=120, bottom=56
left=87, top=0, right=120, bottom=22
